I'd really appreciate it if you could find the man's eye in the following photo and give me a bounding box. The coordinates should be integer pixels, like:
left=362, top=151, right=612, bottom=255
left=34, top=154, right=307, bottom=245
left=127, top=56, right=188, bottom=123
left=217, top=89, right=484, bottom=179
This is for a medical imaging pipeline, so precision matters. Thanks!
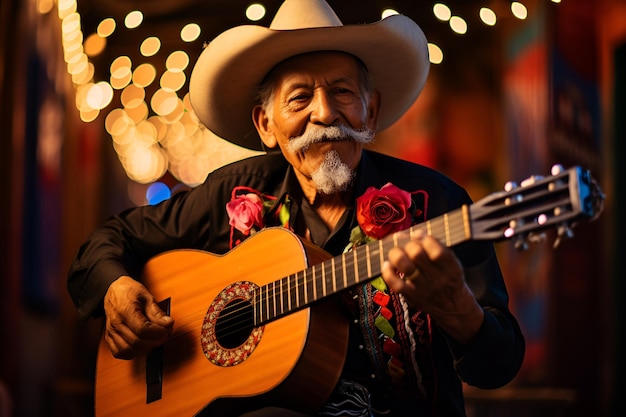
left=289, top=94, right=309, bottom=103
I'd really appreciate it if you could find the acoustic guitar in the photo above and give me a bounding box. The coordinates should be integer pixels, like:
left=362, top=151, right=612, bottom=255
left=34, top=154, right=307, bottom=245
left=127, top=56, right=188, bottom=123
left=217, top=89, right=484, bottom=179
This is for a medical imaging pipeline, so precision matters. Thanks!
left=95, top=165, right=604, bottom=416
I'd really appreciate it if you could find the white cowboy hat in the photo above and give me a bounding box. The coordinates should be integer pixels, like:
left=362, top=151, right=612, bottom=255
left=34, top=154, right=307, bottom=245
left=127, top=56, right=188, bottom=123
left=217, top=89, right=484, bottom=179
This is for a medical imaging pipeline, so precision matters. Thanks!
left=189, top=0, right=430, bottom=151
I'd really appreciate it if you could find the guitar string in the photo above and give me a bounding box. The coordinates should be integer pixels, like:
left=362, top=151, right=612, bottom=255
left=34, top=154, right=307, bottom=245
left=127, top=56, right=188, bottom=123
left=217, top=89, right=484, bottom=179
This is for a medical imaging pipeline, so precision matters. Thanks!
left=214, top=218, right=471, bottom=330
left=204, top=220, right=472, bottom=340
left=149, top=216, right=465, bottom=336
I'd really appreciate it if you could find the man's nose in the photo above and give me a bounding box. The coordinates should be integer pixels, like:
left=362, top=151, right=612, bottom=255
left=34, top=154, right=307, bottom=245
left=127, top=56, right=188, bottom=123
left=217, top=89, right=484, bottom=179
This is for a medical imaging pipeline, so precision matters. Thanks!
left=310, top=90, right=339, bottom=126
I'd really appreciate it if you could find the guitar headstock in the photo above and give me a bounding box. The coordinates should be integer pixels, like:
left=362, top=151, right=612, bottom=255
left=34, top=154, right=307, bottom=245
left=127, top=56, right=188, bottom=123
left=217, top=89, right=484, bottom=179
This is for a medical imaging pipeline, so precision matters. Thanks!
left=470, top=165, right=605, bottom=249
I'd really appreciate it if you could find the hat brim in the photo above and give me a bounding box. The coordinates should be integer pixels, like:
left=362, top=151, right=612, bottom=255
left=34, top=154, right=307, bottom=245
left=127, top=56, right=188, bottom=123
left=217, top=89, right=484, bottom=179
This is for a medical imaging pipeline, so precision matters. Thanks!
left=189, top=15, right=429, bottom=151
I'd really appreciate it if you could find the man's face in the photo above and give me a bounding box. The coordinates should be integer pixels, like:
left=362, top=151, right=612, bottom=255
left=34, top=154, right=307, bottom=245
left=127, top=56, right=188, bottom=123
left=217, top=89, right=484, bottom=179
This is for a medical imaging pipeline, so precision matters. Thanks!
left=253, top=52, right=380, bottom=193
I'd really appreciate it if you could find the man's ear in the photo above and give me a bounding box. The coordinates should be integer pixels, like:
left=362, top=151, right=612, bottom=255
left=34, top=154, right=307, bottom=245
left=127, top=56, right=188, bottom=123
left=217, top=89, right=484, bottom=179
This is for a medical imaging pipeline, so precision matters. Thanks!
left=252, top=105, right=278, bottom=149
left=365, top=90, right=381, bottom=132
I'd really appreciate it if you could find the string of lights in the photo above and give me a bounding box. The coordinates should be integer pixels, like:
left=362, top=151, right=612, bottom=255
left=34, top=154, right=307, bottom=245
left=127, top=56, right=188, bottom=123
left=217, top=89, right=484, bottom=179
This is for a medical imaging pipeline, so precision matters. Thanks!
left=47, top=0, right=561, bottom=189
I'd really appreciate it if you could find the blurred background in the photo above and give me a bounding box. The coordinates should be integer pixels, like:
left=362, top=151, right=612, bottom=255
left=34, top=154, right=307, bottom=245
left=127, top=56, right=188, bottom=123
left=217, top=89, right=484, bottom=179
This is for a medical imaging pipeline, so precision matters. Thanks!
left=0, top=0, right=623, bottom=416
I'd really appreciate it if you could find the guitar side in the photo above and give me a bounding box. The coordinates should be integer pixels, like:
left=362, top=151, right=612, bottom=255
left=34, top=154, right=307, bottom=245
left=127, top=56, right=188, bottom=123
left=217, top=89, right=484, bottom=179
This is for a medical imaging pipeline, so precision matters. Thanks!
left=95, top=228, right=348, bottom=417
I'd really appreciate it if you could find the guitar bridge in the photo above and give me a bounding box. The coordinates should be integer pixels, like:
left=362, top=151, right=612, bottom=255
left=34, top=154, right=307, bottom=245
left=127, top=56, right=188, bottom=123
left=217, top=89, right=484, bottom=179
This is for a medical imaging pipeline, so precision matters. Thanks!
left=146, top=297, right=171, bottom=403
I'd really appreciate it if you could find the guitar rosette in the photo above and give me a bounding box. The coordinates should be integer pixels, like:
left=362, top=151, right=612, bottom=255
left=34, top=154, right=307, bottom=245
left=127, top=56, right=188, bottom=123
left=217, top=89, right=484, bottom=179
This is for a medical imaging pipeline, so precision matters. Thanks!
left=200, top=281, right=263, bottom=366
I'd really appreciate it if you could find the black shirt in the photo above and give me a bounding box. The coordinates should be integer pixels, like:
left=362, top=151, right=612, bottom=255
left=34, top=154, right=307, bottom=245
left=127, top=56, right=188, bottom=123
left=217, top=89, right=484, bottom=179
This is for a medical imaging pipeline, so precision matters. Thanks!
left=68, top=150, right=525, bottom=416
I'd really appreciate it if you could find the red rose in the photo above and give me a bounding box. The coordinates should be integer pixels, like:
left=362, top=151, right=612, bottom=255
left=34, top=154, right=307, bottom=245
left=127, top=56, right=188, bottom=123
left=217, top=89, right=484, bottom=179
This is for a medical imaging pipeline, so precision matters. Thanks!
left=356, top=183, right=412, bottom=239
left=226, top=193, right=264, bottom=235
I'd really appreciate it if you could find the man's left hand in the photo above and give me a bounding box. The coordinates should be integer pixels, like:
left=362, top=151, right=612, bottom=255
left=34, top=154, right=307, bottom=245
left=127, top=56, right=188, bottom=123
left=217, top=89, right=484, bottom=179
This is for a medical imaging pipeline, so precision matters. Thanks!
left=381, top=233, right=485, bottom=345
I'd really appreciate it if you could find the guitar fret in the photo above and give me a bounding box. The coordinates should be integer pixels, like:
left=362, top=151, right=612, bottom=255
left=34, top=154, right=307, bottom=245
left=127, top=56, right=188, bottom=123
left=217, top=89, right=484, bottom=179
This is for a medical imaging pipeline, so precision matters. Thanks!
left=299, top=270, right=304, bottom=307
left=291, top=273, right=297, bottom=309
left=429, top=217, right=439, bottom=240
left=277, top=279, right=281, bottom=315
left=397, top=230, right=411, bottom=247
left=410, top=225, right=425, bottom=239
left=287, top=276, right=292, bottom=312
left=255, top=287, right=260, bottom=323
left=430, top=217, right=445, bottom=242
left=356, top=241, right=382, bottom=281
left=309, top=265, right=314, bottom=301
left=275, top=278, right=285, bottom=316
left=354, top=246, right=365, bottom=285
left=333, top=256, right=346, bottom=292
left=259, top=288, right=264, bottom=323
left=266, top=284, right=271, bottom=322
left=314, top=265, right=322, bottom=300
left=289, top=272, right=300, bottom=311
left=305, top=268, right=313, bottom=305
left=462, top=206, right=471, bottom=242
left=342, top=254, right=348, bottom=289
left=276, top=280, right=282, bottom=317
left=331, top=258, right=337, bottom=293
left=269, top=281, right=275, bottom=319
left=265, top=284, right=272, bottom=322
left=280, top=278, right=291, bottom=314
left=295, top=271, right=303, bottom=309
left=312, top=264, right=320, bottom=299
left=254, top=287, right=261, bottom=324
left=324, top=260, right=332, bottom=296
left=365, top=245, right=372, bottom=277
left=252, top=289, right=257, bottom=325
left=261, top=283, right=266, bottom=322
left=378, top=240, right=384, bottom=272
left=444, top=213, right=451, bottom=246
left=282, top=276, right=287, bottom=313
left=449, top=212, right=461, bottom=245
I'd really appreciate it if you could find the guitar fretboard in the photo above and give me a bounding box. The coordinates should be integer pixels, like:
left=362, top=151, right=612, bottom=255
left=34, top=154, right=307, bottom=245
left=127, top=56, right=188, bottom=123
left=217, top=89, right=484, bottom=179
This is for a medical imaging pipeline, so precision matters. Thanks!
left=254, top=205, right=471, bottom=325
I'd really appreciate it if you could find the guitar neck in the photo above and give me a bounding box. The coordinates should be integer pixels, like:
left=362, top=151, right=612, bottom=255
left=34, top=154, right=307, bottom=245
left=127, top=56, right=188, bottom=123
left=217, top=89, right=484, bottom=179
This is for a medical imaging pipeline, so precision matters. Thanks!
left=254, top=206, right=470, bottom=325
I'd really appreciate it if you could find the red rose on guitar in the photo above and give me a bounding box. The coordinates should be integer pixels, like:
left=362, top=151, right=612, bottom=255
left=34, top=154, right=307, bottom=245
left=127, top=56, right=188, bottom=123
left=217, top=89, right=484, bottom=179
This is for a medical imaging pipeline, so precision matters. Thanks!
left=356, top=183, right=413, bottom=239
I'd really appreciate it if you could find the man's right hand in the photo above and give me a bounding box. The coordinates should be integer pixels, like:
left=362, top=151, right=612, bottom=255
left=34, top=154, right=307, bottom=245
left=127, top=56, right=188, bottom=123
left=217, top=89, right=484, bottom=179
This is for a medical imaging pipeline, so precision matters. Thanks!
left=103, top=275, right=174, bottom=359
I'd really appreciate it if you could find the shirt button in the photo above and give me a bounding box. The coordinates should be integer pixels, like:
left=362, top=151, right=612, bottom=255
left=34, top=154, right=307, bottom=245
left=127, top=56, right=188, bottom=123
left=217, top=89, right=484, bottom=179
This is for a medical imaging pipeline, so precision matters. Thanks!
left=353, top=319, right=359, bottom=324
left=358, top=344, right=364, bottom=350
left=370, top=374, right=376, bottom=379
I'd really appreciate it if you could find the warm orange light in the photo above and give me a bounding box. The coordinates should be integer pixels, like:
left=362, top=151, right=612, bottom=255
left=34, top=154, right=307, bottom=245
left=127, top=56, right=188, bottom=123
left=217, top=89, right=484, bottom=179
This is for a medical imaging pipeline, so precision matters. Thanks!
left=84, top=33, right=106, bottom=57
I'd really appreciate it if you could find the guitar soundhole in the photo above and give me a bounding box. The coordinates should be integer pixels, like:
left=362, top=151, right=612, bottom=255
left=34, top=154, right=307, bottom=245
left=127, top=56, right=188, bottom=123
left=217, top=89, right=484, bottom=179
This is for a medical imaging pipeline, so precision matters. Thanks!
left=215, top=298, right=254, bottom=349
left=200, top=281, right=264, bottom=367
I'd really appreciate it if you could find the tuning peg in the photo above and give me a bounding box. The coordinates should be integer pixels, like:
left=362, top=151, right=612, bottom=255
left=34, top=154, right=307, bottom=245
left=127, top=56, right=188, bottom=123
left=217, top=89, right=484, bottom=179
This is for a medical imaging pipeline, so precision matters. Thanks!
left=504, top=181, right=523, bottom=206
left=505, top=222, right=528, bottom=251
left=553, top=222, right=575, bottom=249
left=551, top=164, right=565, bottom=175
left=504, top=181, right=518, bottom=191
left=521, top=175, right=544, bottom=187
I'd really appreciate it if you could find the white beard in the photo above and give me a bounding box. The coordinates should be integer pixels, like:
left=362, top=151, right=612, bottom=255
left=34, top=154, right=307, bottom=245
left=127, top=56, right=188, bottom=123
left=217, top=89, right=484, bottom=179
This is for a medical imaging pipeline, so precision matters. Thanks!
left=310, top=150, right=355, bottom=195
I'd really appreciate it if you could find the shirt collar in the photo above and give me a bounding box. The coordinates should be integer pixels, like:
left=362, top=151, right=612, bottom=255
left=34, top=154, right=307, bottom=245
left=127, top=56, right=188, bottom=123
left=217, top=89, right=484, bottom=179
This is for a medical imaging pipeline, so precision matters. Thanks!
left=354, top=150, right=388, bottom=196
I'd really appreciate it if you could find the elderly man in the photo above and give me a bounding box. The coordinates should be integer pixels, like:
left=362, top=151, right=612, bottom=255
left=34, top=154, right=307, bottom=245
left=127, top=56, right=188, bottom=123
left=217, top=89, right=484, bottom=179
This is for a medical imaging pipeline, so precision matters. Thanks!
left=68, top=1, right=524, bottom=416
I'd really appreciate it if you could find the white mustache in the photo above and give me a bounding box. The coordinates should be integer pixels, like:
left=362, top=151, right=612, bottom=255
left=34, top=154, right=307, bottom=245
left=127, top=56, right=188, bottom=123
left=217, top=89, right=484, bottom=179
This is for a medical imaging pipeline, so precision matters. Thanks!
left=287, top=125, right=375, bottom=153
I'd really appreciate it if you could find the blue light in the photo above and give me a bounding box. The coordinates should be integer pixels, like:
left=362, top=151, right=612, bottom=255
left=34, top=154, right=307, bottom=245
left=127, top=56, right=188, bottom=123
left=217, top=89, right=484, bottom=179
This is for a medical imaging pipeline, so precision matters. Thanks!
left=146, top=182, right=171, bottom=205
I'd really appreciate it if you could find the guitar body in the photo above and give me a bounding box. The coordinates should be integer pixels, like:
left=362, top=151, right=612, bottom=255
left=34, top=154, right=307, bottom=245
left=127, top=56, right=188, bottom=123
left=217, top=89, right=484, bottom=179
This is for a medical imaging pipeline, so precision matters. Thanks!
left=95, top=228, right=349, bottom=417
